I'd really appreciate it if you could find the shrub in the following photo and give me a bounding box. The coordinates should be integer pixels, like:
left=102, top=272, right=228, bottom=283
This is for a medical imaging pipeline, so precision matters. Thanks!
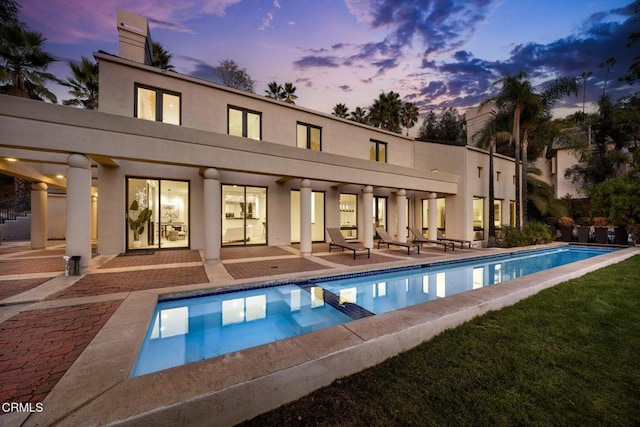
left=557, top=216, right=574, bottom=227
left=592, top=216, right=609, bottom=227
left=577, top=217, right=591, bottom=227
left=500, top=222, right=553, bottom=247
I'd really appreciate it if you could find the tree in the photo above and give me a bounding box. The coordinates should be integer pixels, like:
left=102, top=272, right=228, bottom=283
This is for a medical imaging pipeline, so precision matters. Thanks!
left=151, top=42, right=174, bottom=71
left=418, top=110, right=438, bottom=139
left=579, top=71, right=592, bottom=114
left=400, top=102, right=419, bottom=136
left=216, top=59, right=254, bottom=93
left=369, top=91, right=402, bottom=133
left=0, top=0, right=19, bottom=26
left=350, top=106, right=368, bottom=124
left=0, top=23, right=57, bottom=101
left=599, top=57, right=616, bottom=98
left=589, top=175, right=640, bottom=227
left=282, top=82, right=297, bottom=104
left=332, top=103, right=349, bottom=118
left=265, top=81, right=284, bottom=100
left=61, top=56, right=98, bottom=109
left=622, top=1, right=640, bottom=85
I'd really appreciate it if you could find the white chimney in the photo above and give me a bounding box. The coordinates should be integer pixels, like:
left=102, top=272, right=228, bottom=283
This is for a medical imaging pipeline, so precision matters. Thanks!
left=116, top=9, right=153, bottom=65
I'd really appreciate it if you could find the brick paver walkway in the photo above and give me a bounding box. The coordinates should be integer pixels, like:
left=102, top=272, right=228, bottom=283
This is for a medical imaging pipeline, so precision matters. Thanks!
left=220, top=246, right=292, bottom=260
left=0, top=258, right=65, bottom=276
left=223, top=257, right=329, bottom=279
left=48, top=266, right=209, bottom=300
left=0, top=278, right=51, bottom=301
left=0, top=301, right=121, bottom=405
left=99, top=250, right=202, bottom=269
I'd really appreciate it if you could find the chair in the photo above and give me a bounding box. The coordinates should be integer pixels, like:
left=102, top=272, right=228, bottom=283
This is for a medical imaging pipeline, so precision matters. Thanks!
left=327, top=228, right=370, bottom=259
left=436, top=230, right=472, bottom=249
left=408, top=227, right=454, bottom=252
left=375, top=227, right=420, bottom=255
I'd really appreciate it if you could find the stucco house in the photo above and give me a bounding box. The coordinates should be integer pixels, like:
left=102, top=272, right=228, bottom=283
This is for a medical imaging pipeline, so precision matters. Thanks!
left=0, top=9, right=515, bottom=271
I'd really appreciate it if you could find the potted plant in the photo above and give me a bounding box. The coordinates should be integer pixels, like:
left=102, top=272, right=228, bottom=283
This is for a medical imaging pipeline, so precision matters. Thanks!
left=128, top=199, right=152, bottom=247
left=592, top=216, right=609, bottom=244
left=576, top=217, right=591, bottom=243
left=613, top=218, right=629, bottom=245
left=557, top=216, right=574, bottom=242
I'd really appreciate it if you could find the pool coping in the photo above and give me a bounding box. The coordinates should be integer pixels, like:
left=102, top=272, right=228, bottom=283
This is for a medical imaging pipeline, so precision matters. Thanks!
left=21, top=244, right=640, bottom=427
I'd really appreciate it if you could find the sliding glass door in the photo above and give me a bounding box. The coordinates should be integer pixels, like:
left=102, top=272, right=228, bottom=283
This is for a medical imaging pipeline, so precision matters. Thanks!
left=126, top=178, right=189, bottom=251
left=222, top=185, right=267, bottom=246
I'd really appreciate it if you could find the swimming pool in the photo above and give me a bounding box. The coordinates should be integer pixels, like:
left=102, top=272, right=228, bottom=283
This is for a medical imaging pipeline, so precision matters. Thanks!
left=132, top=245, right=615, bottom=377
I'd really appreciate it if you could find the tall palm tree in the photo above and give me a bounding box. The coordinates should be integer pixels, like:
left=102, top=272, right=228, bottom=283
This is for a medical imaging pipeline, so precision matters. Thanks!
left=350, top=106, right=368, bottom=124
left=369, top=91, right=402, bottom=133
left=474, top=110, right=512, bottom=246
left=151, top=42, right=174, bottom=71
left=332, top=103, right=349, bottom=118
left=61, top=56, right=98, bottom=109
left=400, top=102, right=419, bottom=136
left=580, top=71, right=592, bottom=114
left=599, top=57, right=616, bottom=98
left=0, top=24, right=57, bottom=101
left=481, top=72, right=536, bottom=228
left=282, top=82, right=298, bottom=104
left=265, top=81, right=284, bottom=100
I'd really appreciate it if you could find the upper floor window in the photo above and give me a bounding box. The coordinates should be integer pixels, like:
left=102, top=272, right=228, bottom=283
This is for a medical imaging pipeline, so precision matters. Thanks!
left=228, top=106, right=261, bottom=140
left=370, top=139, right=387, bottom=162
left=135, top=84, right=181, bottom=125
left=296, top=122, right=322, bottom=151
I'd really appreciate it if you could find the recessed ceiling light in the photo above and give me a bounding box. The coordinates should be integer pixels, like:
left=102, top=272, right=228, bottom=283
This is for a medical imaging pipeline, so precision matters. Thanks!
left=5, top=157, right=17, bottom=162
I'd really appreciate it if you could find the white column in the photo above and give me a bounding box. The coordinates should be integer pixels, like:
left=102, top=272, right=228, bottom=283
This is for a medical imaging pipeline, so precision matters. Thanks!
left=30, top=182, right=48, bottom=249
left=427, top=192, right=438, bottom=240
left=300, top=179, right=312, bottom=256
left=396, top=189, right=407, bottom=242
left=91, top=194, right=98, bottom=240
left=362, top=186, right=373, bottom=249
left=66, top=154, right=92, bottom=271
left=203, top=168, right=221, bottom=261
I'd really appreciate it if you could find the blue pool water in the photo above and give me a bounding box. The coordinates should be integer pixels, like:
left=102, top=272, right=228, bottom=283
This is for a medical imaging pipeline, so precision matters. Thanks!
left=132, top=246, right=615, bottom=377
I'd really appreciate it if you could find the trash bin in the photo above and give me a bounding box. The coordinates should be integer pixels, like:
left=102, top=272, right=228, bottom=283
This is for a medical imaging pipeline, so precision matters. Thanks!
left=70, top=256, right=81, bottom=276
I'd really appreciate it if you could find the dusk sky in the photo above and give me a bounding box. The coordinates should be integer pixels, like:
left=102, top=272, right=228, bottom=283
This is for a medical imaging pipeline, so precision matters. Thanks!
left=19, top=0, right=639, bottom=119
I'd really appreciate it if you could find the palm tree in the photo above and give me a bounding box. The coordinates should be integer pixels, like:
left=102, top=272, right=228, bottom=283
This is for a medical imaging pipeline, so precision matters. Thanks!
left=0, top=24, right=57, bottom=101
left=599, top=57, right=616, bottom=98
left=282, top=82, right=298, bottom=104
left=474, top=110, right=512, bottom=246
left=369, top=91, right=402, bottom=133
left=61, top=56, right=98, bottom=109
left=265, top=81, right=284, bottom=100
left=0, top=0, right=20, bottom=26
left=481, top=72, right=535, bottom=228
left=151, top=42, right=174, bottom=71
left=332, top=103, right=349, bottom=118
left=350, top=106, right=368, bottom=124
left=400, top=102, right=419, bottom=136
left=580, top=71, right=592, bottom=114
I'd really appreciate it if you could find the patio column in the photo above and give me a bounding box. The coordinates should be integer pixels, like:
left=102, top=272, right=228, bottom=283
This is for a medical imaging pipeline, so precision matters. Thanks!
left=203, top=168, right=221, bottom=261
left=300, top=179, right=312, bottom=256
left=396, top=189, right=407, bottom=242
left=362, top=185, right=373, bottom=249
left=427, top=192, right=438, bottom=240
left=66, top=153, right=92, bottom=272
left=30, top=182, right=47, bottom=249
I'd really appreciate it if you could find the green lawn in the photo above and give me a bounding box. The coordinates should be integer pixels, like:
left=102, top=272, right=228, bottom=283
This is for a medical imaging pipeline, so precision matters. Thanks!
left=242, top=255, right=640, bottom=426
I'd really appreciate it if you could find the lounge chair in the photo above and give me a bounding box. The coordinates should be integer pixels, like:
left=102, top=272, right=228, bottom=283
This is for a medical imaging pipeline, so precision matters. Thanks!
left=327, top=228, right=370, bottom=259
left=436, top=230, right=472, bottom=249
left=375, top=227, right=420, bottom=255
left=408, top=227, right=454, bottom=252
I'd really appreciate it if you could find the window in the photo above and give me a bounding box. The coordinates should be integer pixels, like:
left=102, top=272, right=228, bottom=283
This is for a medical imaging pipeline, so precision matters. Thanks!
left=297, top=122, right=322, bottom=151
left=370, top=140, right=387, bottom=162
left=422, top=198, right=446, bottom=237
left=494, top=200, right=502, bottom=228
left=135, top=85, right=181, bottom=125
left=509, top=201, right=516, bottom=227
left=373, top=196, right=387, bottom=235
left=228, top=106, right=261, bottom=140
left=473, top=197, right=484, bottom=241
left=290, top=190, right=325, bottom=242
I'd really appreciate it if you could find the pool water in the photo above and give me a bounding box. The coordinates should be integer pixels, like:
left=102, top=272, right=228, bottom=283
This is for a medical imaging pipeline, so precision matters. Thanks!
left=132, top=246, right=614, bottom=377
